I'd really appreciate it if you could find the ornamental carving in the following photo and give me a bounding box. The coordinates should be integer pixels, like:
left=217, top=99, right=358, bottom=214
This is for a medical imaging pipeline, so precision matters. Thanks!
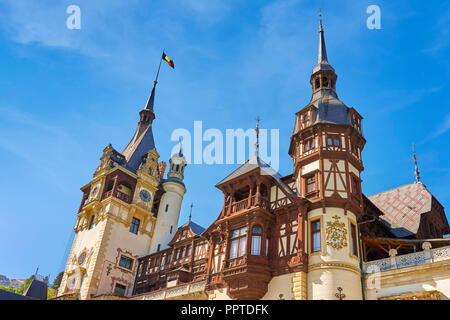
left=326, top=215, right=348, bottom=250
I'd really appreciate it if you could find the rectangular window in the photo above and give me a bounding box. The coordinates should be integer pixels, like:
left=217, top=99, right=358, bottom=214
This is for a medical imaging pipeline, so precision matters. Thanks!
left=179, top=247, right=185, bottom=259
left=327, top=135, right=340, bottom=146
left=114, top=283, right=126, bottom=296
left=304, top=138, right=315, bottom=152
left=129, top=217, right=140, bottom=234
left=119, top=255, right=133, bottom=270
left=351, top=223, right=358, bottom=256
left=306, top=176, right=316, bottom=194
left=229, top=227, right=247, bottom=259
left=311, top=220, right=321, bottom=253
left=88, top=215, right=95, bottom=230
left=186, top=245, right=192, bottom=256
left=157, top=244, right=161, bottom=252
left=352, top=178, right=360, bottom=195
left=251, top=235, right=261, bottom=255
left=229, top=239, right=238, bottom=259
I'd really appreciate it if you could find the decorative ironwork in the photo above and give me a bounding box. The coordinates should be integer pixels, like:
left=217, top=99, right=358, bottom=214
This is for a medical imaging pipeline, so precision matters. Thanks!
left=335, top=287, right=346, bottom=300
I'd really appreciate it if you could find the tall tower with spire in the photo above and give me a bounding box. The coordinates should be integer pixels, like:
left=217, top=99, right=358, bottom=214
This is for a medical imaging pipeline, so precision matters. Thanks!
left=56, top=59, right=186, bottom=299
left=289, top=15, right=366, bottom=300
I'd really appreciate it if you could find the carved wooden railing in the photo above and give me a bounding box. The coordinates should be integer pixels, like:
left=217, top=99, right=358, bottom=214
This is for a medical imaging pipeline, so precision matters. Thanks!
left=226, top=195, right=270, bottom=215
left=363, top=245, right=450, bottom=273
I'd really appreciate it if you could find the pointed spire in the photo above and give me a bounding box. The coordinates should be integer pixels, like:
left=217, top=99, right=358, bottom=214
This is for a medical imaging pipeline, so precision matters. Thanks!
left=313, top=10, right=335, bottom=74
left=318, top=9, right=328, bottom=64
left=254, top=116, right=260, bottom=158
left=144, top=81, right=157, bottom=112
left=144, top=49, right=166, bottom=112
left=412, top=144, right=421, bottom=183
left=188, top=203, right=193, bottom=223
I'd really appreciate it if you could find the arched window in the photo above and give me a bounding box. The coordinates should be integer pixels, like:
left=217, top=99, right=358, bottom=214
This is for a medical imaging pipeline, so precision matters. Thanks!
left=315, top=78, right=320, bottom=89
left=323, top=77, right=329, bottom=87
left=251, top=225, right=263, bottom=255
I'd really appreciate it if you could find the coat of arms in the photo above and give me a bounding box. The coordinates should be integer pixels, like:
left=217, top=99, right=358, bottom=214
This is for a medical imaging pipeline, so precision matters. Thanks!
left=326, top=215, right=348, bottom=250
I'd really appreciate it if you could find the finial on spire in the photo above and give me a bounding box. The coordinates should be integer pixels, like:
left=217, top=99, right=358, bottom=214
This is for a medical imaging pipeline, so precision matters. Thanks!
left=412, top=144, right=421, bottom=183
left=254, top=116, right=260, bottom=157
left=178, top=137, right=183, bottom=156
left=188, top=203, right=193, bottom=223
left=319, top=8, right=323, bottom=30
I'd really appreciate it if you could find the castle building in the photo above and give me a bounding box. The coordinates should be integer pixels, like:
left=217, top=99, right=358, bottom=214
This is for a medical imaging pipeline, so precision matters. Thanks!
left=56, top=19, right=450, bottom=301
left=56, top=81, right=187, bottom=300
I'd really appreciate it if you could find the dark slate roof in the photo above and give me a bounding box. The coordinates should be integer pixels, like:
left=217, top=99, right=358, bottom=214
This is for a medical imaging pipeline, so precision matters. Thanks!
left=310, top=91, right=351, bottom=126
left=216, top=156, right=295, bottom=196
left=122, top=125, right=156, bottom=173
left=368, top=182, right=433, bottom=238
left=181, top=221, right=205, bottom=235
left=163, top=176, right=185, bottom=187
left=23, top=278, right=48, bottom=300
left=0, top=289, right=32, bottom=300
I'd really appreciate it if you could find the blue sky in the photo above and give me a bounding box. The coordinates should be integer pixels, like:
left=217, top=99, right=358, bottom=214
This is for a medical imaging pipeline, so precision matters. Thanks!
left=0, top=0, right=449, bottom=280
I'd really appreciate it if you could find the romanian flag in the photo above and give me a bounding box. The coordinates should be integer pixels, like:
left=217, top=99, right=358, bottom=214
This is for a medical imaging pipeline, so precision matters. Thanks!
left=162, top=52, right=175, bottom=69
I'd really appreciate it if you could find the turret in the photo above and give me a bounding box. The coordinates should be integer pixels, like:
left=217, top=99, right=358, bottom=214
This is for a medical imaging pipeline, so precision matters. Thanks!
left=289, top=16, right=365, bottom=300
left=149, top=148, right=187, bottom=253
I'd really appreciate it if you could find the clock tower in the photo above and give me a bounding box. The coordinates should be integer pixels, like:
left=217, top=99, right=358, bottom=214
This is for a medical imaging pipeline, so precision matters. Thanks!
left=57, top=81, right=185, bottom=299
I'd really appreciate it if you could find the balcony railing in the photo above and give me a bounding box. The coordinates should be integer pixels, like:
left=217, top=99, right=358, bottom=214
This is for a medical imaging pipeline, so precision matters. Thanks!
left=363, top=245, right=450, bottom=274
left=102, top=190, right=131, bottom=203
left=226, top=195, right=270, bottom=215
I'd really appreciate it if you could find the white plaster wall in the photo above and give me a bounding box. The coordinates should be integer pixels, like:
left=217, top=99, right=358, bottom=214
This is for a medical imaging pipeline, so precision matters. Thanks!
left=261, top=273, right=294, bottom=300
left=94, top=216, right=152, bottom=296
left=307, top=207, right=363, bottom=300
left=150, top=181, right=185, bottom=253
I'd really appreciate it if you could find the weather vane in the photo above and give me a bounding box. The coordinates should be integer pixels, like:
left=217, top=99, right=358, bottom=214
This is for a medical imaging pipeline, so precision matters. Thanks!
left=412, top=144, right=421, bottom=183
left=188, top=203, right=193, bottom=223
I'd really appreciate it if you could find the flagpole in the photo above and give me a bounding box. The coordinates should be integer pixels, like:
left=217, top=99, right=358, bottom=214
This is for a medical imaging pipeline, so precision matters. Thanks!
left=154, top=49, right=165, bottom=86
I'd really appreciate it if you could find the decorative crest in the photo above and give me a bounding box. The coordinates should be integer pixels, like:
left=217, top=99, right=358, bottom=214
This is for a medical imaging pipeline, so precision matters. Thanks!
left=326, top=215, right=348, bottom=250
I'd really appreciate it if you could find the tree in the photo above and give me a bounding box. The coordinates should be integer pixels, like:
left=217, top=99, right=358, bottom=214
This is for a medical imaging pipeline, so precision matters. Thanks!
left=52, top=272, right=64, bottom=291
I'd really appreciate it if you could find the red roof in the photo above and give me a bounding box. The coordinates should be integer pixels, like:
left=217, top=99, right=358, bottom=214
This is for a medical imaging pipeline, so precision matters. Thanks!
left=368, top=182, right=432, bottom=236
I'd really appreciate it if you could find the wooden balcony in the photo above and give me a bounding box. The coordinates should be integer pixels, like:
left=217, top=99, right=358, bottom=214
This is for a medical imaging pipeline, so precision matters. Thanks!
left=225, top=195, right=270, bottom=215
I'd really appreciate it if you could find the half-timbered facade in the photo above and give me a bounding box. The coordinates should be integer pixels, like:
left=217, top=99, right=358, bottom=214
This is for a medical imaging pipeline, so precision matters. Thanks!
left=58, top=18, right=450, bottom=300
left=128, top=19, right=450, bottom=301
